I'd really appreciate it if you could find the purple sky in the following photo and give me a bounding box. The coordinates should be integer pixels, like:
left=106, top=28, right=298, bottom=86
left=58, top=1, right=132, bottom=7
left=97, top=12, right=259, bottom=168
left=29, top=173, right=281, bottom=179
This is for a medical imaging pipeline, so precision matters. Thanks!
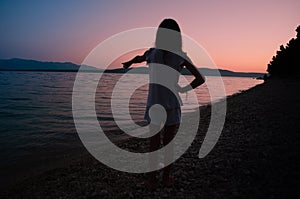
left=1, top=0, right=299, bottom=72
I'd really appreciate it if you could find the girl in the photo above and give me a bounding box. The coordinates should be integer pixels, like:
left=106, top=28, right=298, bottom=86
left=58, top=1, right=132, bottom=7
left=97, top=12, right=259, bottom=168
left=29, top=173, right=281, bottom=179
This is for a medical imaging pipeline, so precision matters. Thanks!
left=122, top=18, right=205, bottom=190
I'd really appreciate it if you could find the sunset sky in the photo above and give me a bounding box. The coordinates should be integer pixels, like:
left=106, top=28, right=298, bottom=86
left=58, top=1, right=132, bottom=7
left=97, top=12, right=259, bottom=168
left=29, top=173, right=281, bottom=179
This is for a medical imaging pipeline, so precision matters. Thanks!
left=1, top=0, right=299, bottom=72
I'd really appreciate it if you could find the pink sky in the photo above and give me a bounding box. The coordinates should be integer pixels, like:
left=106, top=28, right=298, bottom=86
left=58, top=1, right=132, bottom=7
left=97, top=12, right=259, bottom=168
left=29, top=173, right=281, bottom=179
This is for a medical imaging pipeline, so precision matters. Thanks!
left=1, top=0, right=299, bottom=72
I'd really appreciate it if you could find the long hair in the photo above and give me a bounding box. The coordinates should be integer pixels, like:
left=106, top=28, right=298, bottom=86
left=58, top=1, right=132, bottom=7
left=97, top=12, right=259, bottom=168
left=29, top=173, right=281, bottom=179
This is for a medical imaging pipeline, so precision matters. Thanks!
left=155, top=18, right=182, bottom=52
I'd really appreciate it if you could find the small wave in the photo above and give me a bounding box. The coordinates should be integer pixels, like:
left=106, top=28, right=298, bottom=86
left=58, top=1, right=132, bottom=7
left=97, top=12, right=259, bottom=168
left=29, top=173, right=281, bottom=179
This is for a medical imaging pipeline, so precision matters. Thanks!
left=42, top=85, right=68, bottom=89
left=6, top=97, right=31, bottom=101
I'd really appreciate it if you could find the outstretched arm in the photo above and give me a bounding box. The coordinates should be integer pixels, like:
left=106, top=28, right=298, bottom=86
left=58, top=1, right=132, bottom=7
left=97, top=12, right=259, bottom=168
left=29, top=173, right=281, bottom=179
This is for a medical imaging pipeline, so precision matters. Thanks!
left=177, top=60, right=205, bottom=93
left=122, top=51, right=147, bottom=69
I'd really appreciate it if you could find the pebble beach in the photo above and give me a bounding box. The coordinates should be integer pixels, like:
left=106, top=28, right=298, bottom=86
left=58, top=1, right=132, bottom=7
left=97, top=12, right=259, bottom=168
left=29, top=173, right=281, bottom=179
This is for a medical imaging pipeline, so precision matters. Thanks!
left=1, top=77, right=299, bottom=198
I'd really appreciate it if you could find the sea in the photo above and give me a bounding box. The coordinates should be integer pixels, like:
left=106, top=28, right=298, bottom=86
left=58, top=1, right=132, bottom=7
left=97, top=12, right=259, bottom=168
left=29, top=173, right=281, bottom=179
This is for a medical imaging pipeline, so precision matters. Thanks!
left=0, top=71, right=263, bottom=186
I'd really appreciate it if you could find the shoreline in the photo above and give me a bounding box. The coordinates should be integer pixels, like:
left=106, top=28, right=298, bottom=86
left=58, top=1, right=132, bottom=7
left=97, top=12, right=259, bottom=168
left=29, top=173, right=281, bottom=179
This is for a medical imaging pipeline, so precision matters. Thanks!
left=2, top=78, right=299, bottom=198
left=0, top=76, right=261, bottom=191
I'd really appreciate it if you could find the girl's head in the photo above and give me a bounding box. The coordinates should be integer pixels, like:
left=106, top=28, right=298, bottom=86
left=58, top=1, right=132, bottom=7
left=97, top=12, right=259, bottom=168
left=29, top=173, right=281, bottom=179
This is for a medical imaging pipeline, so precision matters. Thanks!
left=155, top=18, right=182, bottom=52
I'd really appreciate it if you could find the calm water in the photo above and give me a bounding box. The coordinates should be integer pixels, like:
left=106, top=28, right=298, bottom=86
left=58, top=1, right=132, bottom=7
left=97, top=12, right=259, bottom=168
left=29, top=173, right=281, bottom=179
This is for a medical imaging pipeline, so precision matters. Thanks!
left=0, top=71, right=262, bottom=184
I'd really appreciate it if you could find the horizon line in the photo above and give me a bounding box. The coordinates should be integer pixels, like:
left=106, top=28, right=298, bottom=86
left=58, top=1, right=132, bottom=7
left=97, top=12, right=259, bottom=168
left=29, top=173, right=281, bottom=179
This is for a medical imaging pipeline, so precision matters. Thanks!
left=0, top=57, right=267, bottom=74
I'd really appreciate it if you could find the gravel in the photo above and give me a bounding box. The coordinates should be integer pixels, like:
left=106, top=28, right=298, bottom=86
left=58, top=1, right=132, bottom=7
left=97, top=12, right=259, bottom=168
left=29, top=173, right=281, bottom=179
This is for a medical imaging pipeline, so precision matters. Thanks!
left=1, top=78, right=300, bottom=198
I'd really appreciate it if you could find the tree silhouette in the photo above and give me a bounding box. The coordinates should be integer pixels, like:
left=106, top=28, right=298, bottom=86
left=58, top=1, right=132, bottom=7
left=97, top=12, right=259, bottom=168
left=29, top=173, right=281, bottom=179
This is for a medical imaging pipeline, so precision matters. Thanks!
left=267, top=25, right=300, bottom=77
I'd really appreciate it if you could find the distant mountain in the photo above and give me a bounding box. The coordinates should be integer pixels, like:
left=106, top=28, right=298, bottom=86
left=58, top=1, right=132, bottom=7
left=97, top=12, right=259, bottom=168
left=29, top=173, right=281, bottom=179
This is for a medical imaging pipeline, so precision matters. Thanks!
left=0, top=58, right=99, bottom=72
left=0, top=58, right=263, bottom=77
left=184, top=68, right=264, bottom=78
left=105, top=67, right=263, bottom=78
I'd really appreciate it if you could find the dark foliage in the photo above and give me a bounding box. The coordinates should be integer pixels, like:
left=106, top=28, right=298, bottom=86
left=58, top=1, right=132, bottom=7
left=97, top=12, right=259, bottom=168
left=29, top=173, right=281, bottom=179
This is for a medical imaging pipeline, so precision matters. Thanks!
left=267, top=25, right=300, bottom=77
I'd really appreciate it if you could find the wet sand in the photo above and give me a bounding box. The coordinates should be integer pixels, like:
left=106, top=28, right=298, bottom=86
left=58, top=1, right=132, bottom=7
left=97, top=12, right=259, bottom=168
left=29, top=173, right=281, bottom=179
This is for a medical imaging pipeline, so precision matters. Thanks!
left=1, top=78, right=300, bottom=198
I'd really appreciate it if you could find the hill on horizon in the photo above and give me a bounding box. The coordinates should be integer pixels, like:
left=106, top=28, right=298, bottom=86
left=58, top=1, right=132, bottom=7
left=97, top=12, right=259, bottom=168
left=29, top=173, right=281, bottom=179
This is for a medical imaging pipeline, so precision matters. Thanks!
left=0, top=58, right=264, bottom=78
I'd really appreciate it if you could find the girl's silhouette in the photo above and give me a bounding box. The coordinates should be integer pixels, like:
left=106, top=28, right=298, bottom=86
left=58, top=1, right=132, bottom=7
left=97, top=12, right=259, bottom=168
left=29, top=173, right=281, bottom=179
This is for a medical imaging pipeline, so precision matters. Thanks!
left=122, top=18, right=205, bottom=190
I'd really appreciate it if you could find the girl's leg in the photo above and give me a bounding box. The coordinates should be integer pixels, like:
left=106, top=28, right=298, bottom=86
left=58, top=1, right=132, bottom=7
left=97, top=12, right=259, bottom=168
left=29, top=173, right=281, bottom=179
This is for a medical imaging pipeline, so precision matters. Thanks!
left=162, top=124, right=178, bottom=186
left=147, top=124, right=161, bottom=190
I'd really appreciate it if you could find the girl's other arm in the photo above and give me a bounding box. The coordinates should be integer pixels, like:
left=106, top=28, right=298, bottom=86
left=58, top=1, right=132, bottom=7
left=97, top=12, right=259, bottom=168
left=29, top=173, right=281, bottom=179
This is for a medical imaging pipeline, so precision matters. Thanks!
left=122, top=51, right=147, bottom=69
left=178, top=60, right=205, bottom=93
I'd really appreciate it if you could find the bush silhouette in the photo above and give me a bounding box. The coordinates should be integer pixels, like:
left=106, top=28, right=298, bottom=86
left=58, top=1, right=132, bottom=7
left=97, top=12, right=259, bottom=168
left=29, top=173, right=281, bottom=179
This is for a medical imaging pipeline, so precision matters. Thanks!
left=267, top=25, right=300, bottom=77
